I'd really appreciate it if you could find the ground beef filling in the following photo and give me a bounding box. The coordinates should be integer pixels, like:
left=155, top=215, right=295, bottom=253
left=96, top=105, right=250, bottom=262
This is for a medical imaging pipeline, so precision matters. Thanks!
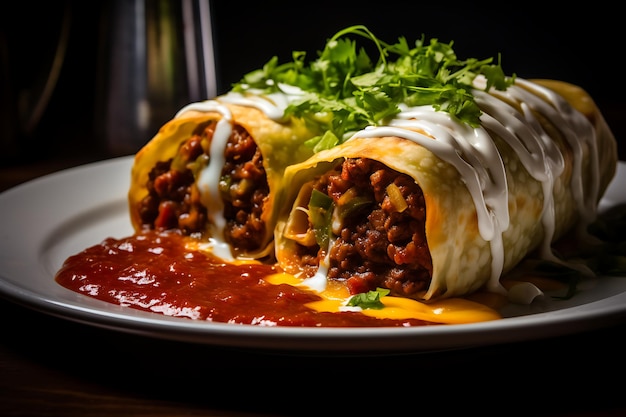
left=137, top=122, right=269, bottom=253
left=298, top=158, right=433, bottom=297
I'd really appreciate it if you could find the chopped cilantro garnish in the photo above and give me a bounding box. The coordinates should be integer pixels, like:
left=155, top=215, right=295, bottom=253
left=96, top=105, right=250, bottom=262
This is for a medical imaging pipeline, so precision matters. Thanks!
left=232, top=25, right=515, bottom=149
left=347, top=287, right=391, bottom=310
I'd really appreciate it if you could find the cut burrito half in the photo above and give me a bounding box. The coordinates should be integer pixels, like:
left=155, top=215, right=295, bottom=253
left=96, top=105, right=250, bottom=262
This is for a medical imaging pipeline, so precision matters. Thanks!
left=128, top=92, right=319, bottom=260
left=274, top=77, right=618, bottom=300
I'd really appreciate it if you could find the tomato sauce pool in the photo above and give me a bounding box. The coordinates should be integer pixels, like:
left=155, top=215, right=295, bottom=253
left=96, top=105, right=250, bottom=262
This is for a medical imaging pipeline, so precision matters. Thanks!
left=55, top=231, right=433, bottom=327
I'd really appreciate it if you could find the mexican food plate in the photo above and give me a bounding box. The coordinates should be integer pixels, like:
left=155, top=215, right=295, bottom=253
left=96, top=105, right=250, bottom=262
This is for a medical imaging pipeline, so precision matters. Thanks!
left=0, top=156, right=625, bottom=354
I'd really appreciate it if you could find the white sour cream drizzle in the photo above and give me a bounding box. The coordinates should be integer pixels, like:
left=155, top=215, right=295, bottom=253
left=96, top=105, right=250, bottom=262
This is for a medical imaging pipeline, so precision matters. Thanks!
left=333, top=76, right=600, bottom=294
left=172, top=77, right=600, bottom=298
left=172, top=88, right=298, bottom=259
left=301, top=241, right=334, bottom=292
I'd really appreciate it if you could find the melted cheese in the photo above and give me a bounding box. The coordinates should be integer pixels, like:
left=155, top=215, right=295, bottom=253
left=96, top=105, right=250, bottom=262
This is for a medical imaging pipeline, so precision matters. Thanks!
left=265, top=272, right=501, bottom=324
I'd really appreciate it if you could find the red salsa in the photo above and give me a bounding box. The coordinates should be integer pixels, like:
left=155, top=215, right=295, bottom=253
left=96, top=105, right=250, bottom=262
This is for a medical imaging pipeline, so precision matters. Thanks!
left=55, top=231, right=435, bottom=327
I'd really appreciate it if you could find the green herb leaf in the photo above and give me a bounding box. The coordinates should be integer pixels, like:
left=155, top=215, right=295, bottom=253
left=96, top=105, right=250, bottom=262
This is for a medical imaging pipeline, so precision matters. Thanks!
left=232, top=25, right=515, bottom=146
left=347, top=287, right=391, bottom=310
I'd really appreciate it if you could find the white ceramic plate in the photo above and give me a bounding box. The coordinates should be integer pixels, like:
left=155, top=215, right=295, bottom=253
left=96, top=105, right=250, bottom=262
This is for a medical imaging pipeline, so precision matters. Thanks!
left=1, top=156, right=625, bottom=354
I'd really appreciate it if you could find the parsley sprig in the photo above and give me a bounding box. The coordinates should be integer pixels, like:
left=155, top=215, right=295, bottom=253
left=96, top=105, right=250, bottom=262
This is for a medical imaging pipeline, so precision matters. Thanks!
left=232, top=25, right=515, bottom=150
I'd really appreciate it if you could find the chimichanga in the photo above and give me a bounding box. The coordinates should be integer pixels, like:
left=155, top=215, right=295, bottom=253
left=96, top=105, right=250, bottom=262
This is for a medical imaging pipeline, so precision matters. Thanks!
left=273, top=76, right=617, bottom=300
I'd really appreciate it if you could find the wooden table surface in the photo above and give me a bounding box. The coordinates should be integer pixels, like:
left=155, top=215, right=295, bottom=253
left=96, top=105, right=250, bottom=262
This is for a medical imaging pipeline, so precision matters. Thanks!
left=2, top=159, right=626, bottom=417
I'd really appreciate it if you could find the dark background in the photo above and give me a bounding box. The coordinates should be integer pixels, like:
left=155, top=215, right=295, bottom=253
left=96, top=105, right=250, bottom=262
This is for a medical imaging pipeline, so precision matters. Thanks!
left=1, top=0, right=624, bottom=168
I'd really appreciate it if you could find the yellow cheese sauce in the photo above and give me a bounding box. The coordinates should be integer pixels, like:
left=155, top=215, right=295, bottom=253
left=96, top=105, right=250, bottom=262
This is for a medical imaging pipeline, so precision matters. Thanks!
left=265, top=272, right=503, bottom=324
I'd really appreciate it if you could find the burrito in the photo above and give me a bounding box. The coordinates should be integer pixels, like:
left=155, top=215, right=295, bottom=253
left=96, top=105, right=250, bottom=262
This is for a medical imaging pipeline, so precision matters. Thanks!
left=128, top=92, right=319, bottom=260
left=274, top=76, right=618, bottom=300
